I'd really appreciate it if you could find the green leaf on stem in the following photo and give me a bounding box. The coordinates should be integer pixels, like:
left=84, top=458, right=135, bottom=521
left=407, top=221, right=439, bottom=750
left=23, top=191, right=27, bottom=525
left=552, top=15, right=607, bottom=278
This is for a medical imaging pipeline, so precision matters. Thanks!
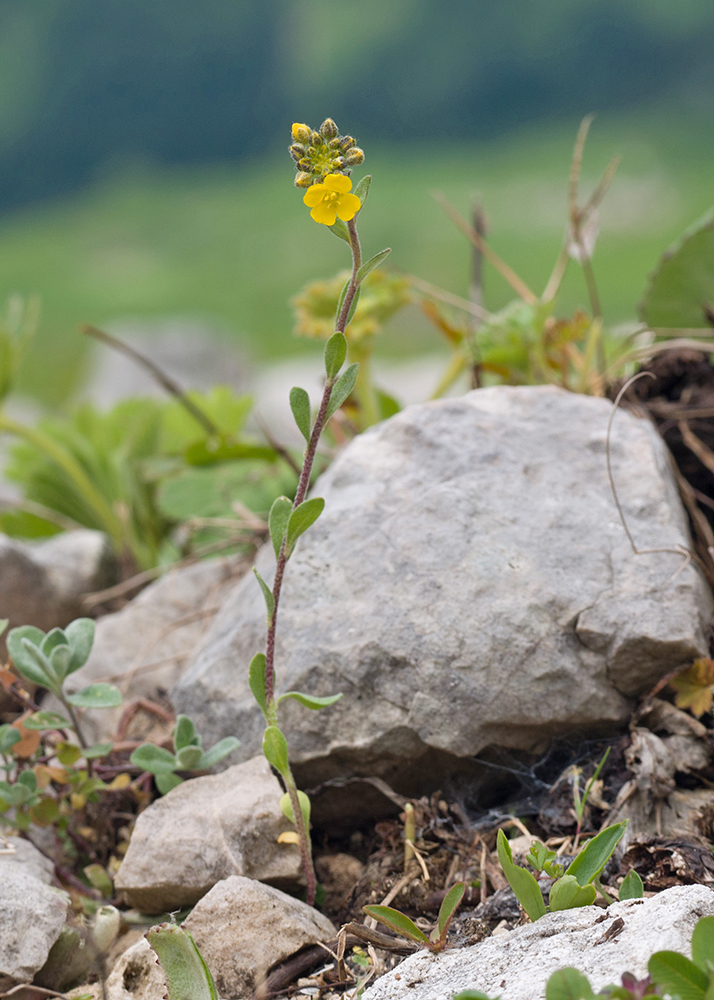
left=253, top=568, right=275, bottom=621
left=173, top=715, right=199, bottom=751
left=0, top=724, right=21, bottom=752
left=64, top=618, right=96, bottom=674
left=437, top=881, right=465, bottom=940
left=0, top=619, right=7, bottom=637
left=156, top=772, right=184, bottom=795
left=545, top=968, right=596, bottom=1000
left=496, top=829, right=547, bottom=922
left=356, top=248, right=392, bottom=284
left=692, top=916, right=714, bottom=973
left=21, top=711, right=71, bottom=731
left=49, top=643, right=73, bottom=683
left=618, top=868, right=644, bottom=900
left=280, top=789, right=311, bottom=827
left=324, top=332, right=347, bottom=379
left=565, top=821, right=628, bottom=886
left=130, top=743, right=178, bottom=774
left=263, top=725, right=290, bottom=777
left=548, top=874, right=597, bottom=911
left=11, top=633, right=56, bottom=690
left=197, top=736, right=240, bottom=769
left=648, top=951, right=708, bottom=1000
left=362, top=905, right=429, bottom=944
left=286, top=497, right=325, bottom=553
left=328, top=217, right=351, bottom=244
left=326, top=364, right=359, bottom=421
left=289, top=387, right=311, bottom=442
left=249, top=653, right=269, bottom=716
left=147, top=923, right=220, bottom=1000
left=269, top=495, right=292, bottom=558
left=175, top=745, right=204, bottom=770
left=353, top=175, right=371, bottom=208
left=67, top=683, right=122, bottom=708
left=278, top=690, right=342, bottom=710
left=83, top=742, right=113, bottom=759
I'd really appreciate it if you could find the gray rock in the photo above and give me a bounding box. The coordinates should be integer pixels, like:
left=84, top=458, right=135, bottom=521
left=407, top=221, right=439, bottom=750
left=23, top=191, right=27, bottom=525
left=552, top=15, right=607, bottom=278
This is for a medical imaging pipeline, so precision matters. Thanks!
left=362, top=884, right=714, bottom=1000
left=0, top=530, right=116, bottom=649
left=48, top=555, right=246, bottom=745
left=182, top=876, right=336, bottom=999
left=114, top=756, right=303, bottom=913
left=173, top=386, right=712, bottom=807
left=105, top=877, right=335, bottom=1000
left=0, top=835, right=54, bottom=884
left=0, top=868, right=70, bottom=990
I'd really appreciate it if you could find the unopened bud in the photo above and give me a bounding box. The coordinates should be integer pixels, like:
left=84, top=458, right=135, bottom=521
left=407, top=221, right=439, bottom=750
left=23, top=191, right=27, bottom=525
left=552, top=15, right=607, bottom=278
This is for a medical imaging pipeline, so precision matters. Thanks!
left=292, top=123, right=311, bottom=144
left=298, top=157, right=311, bottom=170
left=294, top=172, right=313, bottom=188
left=289, top=143, right=305, bottom=161
left=332, top=156, right=346, bottom=169
left=311, top=131, right=323, bottom=146
left=320, top=118, right=339, bottom=139
left=340, top=135, right=356, bottom=150
left=328, top=137, right=342, bottom=149
left=345, top=147, right=365, bottom=166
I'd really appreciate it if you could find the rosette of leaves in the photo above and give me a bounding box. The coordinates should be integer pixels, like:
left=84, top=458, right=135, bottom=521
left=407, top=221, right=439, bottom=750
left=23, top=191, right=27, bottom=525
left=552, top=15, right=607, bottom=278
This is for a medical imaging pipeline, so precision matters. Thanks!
left=6, top=618, right=121, bottom=738
left=496, top=821, right=631, bottom=922
left=130, top=715, right=240, bottom=794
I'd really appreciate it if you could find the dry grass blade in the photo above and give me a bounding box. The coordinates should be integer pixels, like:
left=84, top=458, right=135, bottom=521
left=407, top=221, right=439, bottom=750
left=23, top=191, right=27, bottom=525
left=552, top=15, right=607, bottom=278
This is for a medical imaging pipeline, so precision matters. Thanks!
left=678, top=421, right=714, bottom=477
left=607, top=373, right=693, bottom=577
left=432, top=190, right=538, bottom=304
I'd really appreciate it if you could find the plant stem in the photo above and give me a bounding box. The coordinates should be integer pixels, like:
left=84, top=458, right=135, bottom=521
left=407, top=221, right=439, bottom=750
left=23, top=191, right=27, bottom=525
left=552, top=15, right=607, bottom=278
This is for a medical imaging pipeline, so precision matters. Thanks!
left=58, top=693, right=89, bottom=750
left=261, top=215, right=364, bottom=906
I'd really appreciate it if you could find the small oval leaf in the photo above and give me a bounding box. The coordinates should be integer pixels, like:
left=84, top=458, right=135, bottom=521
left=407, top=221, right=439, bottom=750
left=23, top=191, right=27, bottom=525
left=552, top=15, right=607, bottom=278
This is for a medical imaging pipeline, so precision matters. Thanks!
left=289, top=387, right=311, bottom=442
left=66, top=683, right=122, bottom=709
left=249, top=653, right=269, bottom=716
left=253, top=569, right=275, bottom=622
left=326, top=363, right=359, bottom=421
left=362, top=905, right=429, bottom=944
left=263, top=725, right=290, bottom=777
left=269, top=495, right=293, bottom=558
left=618, top=868, right=644, bottom=900
left=324, top=332, right=347, bottom=379
left=278, top=691, right=342, bottom=711
left=286, top=497, right=325, bottom=553
left=356, top=248, right=391, bottom=284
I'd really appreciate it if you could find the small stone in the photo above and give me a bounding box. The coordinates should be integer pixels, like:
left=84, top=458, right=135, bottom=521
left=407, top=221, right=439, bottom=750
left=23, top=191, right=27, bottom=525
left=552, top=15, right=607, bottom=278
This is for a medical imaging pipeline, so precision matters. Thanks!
left=0, top=868, right=70, bottom=990
left=114, top=756, right=303, bottom=913
left=0, top=835, right=55, bottom=884
left=183, top=876, right=337, bottom=999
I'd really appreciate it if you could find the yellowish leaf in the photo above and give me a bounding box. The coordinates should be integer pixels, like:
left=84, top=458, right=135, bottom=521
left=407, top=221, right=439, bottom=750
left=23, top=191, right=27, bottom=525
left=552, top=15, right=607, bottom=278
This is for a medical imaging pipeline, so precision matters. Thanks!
left=277, top=831, right=300, bottom=845
left=670, top=658, right=714, bottom=717
left=108, top=773, right=131, bottom=790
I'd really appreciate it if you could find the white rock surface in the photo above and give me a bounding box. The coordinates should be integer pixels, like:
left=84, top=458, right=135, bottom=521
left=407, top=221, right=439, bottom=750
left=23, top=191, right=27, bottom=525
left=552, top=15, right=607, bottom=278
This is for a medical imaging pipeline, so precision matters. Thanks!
left=363, top=885, right=714, bottom=1000
left=102, top=938, right=166, bottom=1000
left=48, top=555, right=246, bottom=744
left=114, top=756, right=303, bottom=912
left=173, top=386, right=712, bottom=804
left=0, top=868, right=70, bottom=990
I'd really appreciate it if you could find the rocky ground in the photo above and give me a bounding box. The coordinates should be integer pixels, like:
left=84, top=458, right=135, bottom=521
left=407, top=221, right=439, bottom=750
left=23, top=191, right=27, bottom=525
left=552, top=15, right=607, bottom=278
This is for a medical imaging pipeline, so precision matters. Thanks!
left=3, top=375, right=714, bottom=1000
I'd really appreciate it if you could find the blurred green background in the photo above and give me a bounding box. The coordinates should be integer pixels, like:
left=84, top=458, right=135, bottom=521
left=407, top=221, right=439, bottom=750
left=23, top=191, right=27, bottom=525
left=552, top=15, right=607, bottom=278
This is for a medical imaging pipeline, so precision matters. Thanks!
left=1, top=0, right=713, bottom=405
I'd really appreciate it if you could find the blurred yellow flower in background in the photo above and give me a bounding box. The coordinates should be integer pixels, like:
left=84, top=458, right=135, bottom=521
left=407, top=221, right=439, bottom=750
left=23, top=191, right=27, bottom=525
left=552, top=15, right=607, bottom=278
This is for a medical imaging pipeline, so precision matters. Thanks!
left=302, top=174, right=361, bottom=225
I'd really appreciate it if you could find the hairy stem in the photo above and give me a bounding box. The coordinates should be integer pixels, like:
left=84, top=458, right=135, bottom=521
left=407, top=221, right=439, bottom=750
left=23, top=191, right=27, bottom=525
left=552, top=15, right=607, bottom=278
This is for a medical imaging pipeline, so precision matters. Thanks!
left=284, top=767, right=316, bottom=905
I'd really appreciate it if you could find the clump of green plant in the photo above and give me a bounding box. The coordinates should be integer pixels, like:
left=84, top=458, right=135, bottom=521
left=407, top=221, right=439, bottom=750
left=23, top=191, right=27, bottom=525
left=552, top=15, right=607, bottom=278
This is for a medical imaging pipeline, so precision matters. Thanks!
left=496, top=820, right=631, bottom=921
left=545, top=915, right=714, bottom=1000
left=363, top=882, right=466, bottom=953
left=130, top=714, right=240, bottom=794
left=248, top=118, right=392, bottom=906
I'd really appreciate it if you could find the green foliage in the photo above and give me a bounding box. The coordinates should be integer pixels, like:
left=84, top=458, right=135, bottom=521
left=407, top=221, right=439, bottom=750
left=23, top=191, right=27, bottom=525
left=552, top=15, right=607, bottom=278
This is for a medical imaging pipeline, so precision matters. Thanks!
left=146, top=924, right=219, bottom=1000
left=7, top=619, right=106, bottom=703
left=2, top=386, right=295, bottom=569
left=130, top=714, right=240, bottom=795
left=364, top=882, right=466, bottom=953
left=640, top=209, right=714, bottom=328
left=618, top=869, right=644, bottom=901
left=496, top=822, right=628, bottom=921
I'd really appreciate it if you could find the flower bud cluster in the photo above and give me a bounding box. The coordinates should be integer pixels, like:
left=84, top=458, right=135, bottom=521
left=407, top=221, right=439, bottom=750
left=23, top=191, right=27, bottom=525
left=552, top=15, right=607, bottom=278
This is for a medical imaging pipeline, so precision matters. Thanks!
left=290, top=119, right=365, bottom=188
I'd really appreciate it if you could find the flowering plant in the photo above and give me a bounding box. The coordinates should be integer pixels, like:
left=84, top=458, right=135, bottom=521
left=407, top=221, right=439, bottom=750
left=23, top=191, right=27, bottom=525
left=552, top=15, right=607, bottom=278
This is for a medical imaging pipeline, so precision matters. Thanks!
left=247, top=120, right=392, bottom=905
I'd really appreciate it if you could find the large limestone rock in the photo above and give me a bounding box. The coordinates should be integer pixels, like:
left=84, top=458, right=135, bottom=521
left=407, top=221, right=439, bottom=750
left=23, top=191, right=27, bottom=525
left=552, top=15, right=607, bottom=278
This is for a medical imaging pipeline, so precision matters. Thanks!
left=362, top=884, right=714, bottom=1000
left=50, top=555, right=246, bottom=745
left=173, top=386, right=712, bottom=803
left=0, top=868, right=70, bottom=990
left=0, top=835, right=55, bottom=884
left=114, top=756, right=303, bottom=913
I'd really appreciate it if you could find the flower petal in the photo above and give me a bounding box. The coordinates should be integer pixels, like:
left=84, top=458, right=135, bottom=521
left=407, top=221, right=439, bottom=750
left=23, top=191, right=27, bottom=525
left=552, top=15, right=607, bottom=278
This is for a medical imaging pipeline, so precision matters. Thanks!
left=323, top=173, right=352, bottom=193
left=311, top=201, right=337, bottom=226
left=334, top=192, right=361, bottom=221
left=303, top=184, right=326, bottom=207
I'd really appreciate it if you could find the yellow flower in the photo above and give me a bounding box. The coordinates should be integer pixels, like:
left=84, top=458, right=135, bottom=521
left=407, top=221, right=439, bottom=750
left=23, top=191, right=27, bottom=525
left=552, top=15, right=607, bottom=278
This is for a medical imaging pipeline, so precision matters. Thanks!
left=302, top=174, right=361, bottom=226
